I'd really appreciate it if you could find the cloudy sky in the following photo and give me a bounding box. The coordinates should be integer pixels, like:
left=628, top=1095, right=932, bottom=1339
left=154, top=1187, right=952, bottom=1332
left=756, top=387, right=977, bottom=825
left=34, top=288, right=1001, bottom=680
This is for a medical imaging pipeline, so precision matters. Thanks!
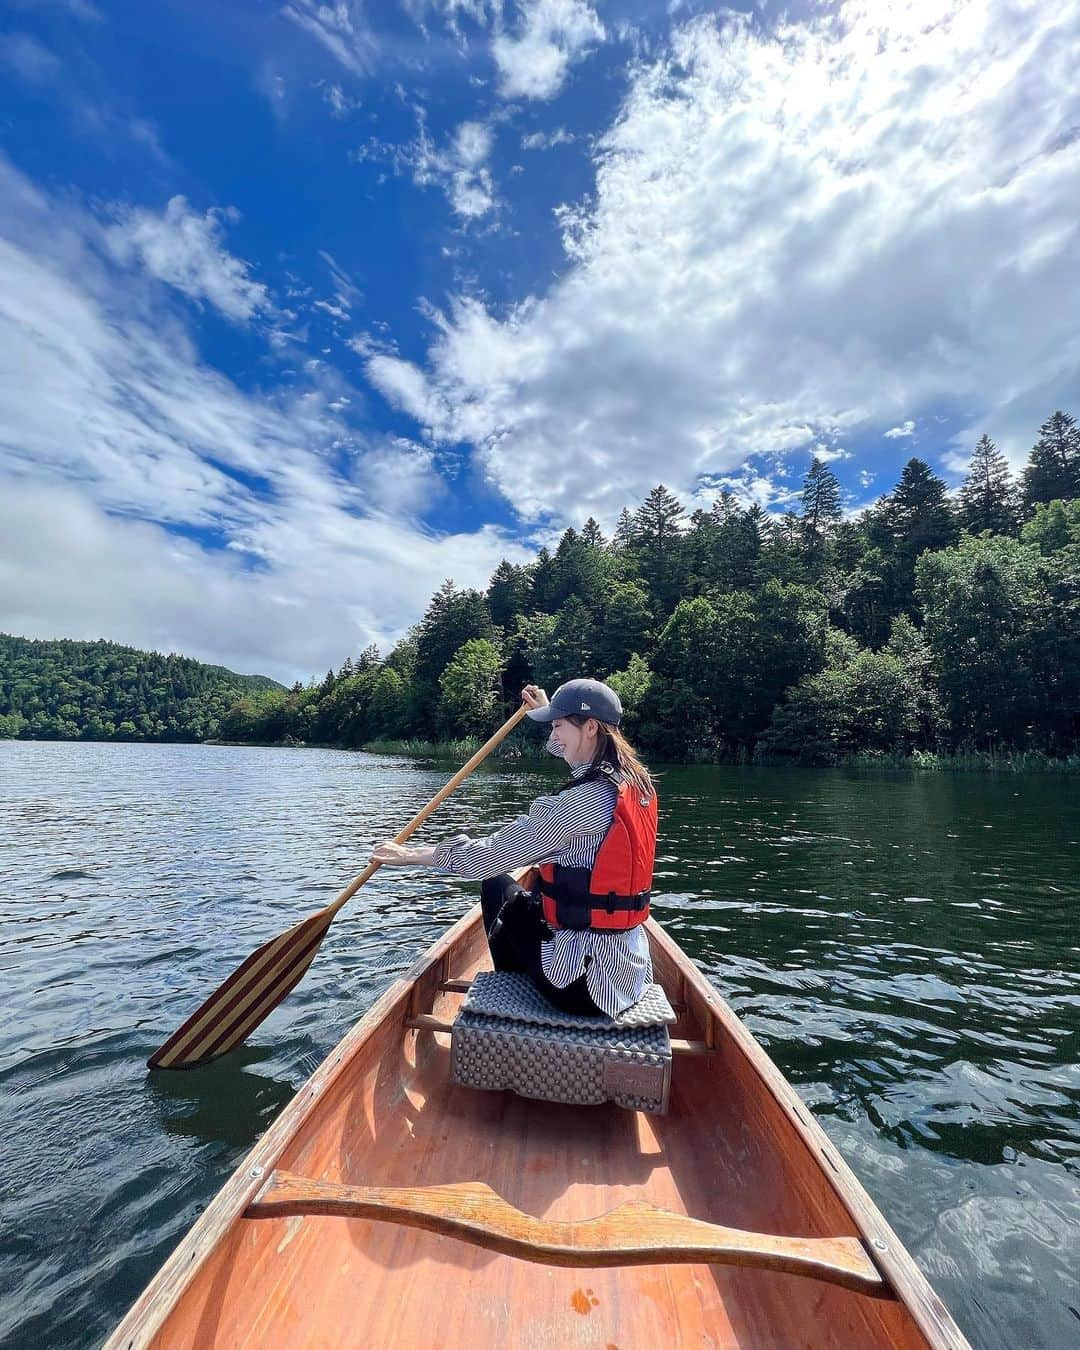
left=1, top=0, right=1077, bottom=681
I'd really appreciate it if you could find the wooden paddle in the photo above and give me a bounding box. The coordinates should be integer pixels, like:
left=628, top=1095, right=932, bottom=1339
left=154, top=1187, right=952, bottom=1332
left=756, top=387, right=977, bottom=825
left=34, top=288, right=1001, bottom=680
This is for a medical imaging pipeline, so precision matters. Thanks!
left=147, top=704, right=529, bottom=1070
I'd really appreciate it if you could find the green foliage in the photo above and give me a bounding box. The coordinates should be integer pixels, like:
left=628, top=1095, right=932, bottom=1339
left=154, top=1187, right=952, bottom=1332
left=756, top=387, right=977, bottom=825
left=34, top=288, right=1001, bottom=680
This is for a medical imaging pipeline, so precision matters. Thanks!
left=1021, top=411, right=1080, bottom=517
left=915, top=534, right=1054, bottom=746
left=438, top=639, right=503, bottom=737
left=1020, top=499, right=1080, bottom=556
left=0, top=634, right=282, bottom=742
left=6, top=408, right=1079, bottom=764
left=957, top=435, right=1019, bottom=537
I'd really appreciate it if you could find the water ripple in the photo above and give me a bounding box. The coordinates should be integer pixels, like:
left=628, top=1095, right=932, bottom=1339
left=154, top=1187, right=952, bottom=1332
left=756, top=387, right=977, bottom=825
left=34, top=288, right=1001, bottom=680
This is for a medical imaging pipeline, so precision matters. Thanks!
left=0, top=742, right=1077, bottom=1348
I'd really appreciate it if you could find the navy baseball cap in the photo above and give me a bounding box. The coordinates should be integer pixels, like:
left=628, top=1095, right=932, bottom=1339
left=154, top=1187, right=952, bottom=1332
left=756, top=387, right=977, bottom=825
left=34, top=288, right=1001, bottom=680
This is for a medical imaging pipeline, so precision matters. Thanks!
left=525, top=678, right=623, bottom=727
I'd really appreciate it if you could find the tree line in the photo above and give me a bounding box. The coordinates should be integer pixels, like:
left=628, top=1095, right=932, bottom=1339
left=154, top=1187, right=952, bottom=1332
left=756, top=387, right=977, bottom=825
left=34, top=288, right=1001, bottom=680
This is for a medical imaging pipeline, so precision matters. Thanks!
left=218, top=410, right=1080, bottom=762
left=3, top=410, right=1078, bottom=763
left=0, top=635, right=281, bottom=742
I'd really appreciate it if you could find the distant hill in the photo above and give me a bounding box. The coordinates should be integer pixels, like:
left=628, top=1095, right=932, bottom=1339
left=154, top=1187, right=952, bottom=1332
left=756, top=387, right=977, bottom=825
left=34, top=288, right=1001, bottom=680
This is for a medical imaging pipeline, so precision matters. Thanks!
left=0, top=634, right=283, bottom=742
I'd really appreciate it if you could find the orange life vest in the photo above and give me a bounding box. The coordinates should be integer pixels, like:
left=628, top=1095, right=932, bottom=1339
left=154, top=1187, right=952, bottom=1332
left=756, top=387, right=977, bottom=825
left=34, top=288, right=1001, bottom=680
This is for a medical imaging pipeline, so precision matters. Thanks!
left=537, top=767, right=657, bottom=932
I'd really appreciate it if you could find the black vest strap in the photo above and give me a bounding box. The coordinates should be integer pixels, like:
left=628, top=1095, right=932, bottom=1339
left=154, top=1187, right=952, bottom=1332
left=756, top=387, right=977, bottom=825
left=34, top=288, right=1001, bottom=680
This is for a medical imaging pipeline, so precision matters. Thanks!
left=537, top=873, right=651, bottom=915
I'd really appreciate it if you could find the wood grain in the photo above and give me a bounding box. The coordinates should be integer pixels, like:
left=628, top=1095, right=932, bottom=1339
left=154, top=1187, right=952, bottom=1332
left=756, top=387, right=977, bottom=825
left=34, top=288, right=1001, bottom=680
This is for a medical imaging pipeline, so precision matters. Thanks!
left=247, top=1170, right=888, bottom=1295
left=106, top=906, right=972, bottom=1350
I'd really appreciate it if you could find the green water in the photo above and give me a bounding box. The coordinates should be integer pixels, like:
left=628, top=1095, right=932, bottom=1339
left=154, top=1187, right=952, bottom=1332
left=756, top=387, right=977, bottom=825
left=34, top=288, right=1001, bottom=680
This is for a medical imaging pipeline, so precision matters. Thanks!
left=0, top=742, right=1077, bottom=1348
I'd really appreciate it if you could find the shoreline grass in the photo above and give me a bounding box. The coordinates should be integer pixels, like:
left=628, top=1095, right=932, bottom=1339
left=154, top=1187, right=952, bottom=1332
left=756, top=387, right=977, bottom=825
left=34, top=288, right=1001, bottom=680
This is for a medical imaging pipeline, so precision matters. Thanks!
left=360, top=739, right=1080, bottom=773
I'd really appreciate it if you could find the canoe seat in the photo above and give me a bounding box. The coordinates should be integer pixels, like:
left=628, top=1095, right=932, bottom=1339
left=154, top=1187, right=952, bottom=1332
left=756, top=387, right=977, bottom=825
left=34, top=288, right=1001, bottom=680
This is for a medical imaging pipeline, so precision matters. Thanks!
left=449, top=971, right=676, bottom=1115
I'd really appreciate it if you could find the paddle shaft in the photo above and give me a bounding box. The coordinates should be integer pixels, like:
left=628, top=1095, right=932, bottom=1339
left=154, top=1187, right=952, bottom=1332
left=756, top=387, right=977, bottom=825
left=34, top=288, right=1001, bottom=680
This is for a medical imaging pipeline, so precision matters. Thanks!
left=325, top=702, right=530, bottom=919
left=147, top=703, right=530, bottom=1068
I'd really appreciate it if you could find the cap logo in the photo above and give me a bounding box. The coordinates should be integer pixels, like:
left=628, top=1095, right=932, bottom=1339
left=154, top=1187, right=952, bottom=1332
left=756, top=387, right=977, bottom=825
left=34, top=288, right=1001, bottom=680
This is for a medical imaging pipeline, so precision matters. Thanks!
left=581, top=702, right=590, bottom=710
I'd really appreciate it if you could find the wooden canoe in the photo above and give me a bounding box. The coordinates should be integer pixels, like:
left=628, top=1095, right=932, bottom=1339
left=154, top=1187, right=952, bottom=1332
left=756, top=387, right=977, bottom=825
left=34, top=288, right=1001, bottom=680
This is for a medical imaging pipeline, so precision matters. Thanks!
left=108, top=907, right=971, bottom=1348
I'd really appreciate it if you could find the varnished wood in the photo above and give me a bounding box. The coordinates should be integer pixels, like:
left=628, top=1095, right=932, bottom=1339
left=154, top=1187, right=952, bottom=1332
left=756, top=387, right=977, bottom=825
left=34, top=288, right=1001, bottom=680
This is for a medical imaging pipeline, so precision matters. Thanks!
left=406, top=1013, right=711, bottom=1055
left=147, top=708, right=528, bottom=1068
left=107, top=906, right=971, bottom=1350
left=246, top=1170, right=888, bottom=1296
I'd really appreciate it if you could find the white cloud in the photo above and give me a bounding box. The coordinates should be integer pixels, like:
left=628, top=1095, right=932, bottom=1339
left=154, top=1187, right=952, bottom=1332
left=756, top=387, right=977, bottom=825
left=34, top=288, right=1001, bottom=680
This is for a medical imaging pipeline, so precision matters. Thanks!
left=321, top=81, right=360, bottom=116
left=0, top=156, right=530, bottom=681
left=353, top=438, right=446, bottom=515
left=884, top=421, right=916, bottom=439
left=521, top=126, right=575, bottom=149
left=106, top=196, right=271, bottom=324
left=408, top=118, right=498, bottom=219
left=282, top=1, right=376, bottom=77
left=493, top=0, right=605, bottom=100
left=366, top=1, right=1080, bottom=523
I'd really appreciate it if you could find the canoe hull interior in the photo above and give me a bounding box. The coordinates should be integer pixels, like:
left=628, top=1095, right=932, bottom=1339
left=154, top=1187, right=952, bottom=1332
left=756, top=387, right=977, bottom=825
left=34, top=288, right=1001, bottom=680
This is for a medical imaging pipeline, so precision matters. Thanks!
left=108, top=908, right=968, bottom=1349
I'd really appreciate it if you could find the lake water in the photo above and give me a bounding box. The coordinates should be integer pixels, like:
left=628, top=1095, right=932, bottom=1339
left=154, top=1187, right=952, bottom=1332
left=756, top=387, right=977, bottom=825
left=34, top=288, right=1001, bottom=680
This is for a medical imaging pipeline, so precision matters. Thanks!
left=0, top=741, right=1077, bottom=1348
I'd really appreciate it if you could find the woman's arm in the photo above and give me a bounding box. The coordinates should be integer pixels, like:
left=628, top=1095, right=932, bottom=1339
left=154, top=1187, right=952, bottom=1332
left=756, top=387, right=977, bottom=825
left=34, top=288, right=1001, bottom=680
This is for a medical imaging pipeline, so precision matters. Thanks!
left=369, top=779, right=615, bottom=879
left=370, top=842, right=438, bottom=866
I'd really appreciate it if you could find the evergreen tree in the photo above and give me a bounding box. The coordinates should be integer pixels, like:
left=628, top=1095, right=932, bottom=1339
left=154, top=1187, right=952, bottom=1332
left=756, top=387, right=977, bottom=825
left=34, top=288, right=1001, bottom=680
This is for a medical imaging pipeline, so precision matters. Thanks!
left=595, top=581, right=652, bottom=674
left=581, top=517, right=606, bottom=549
left=548, top=527, right=612, bottom=610
left=612, top=508, right=637, bottom=550
left=1020, top=411, right=1080, bottom=517
left=634, top=484, right=685, bottom=552
left=528, top=547, right=558, bottom=612
left=486, top=560, right=532, bottom=629
left=412, top=581, right=494, bottom=732
left=633, top=484, right=687, bottom=610
left=866, top=458, right=957, bottom=618
left=957, top=435, right=1019, bottom=536
left=800, top=457, right=843, bottom=538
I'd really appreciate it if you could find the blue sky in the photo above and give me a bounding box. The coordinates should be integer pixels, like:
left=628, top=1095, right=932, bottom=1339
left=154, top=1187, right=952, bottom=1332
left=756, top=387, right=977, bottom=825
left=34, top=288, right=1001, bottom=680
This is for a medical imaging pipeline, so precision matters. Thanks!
left=1, top=0, right=1078, bottom=681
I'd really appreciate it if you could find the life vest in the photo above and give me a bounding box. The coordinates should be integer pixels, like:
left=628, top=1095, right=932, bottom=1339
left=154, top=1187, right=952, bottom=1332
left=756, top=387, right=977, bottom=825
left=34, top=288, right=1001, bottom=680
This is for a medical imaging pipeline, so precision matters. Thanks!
left=537, top=765, right=657, bottom=932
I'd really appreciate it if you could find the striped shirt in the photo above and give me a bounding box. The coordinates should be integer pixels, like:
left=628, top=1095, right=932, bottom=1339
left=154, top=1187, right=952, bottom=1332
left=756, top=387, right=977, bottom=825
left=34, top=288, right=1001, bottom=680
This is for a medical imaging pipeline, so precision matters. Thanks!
left=432, top=763, right=652, bottom=1017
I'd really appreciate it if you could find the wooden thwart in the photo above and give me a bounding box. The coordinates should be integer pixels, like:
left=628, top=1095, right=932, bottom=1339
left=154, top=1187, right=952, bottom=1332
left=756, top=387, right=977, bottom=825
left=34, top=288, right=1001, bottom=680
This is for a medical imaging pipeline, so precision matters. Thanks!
left=246, top=1170, right=889, bottom=1296
left=405, top=1013, right=710, bottom=1055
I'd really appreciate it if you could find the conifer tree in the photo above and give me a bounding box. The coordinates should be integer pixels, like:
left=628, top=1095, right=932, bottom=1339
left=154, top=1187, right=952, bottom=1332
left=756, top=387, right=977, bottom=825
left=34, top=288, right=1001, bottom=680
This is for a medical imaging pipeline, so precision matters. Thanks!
left=633, top=485, right=687, bottom=611
left=486, top=560, right=531, bottom=629
left=957, top=435, right=1018, bottom=536
left=612, top=508, right=636, bottom=550
left=1020, top=411, right=1080, bottom=517
left=581, top=517, right=606, bottom=549
left=800, top=457, right=843, bottom=538
left=528, top=547, right=558, bottom=613
left=634, top=485, right=685, bottom=552
left=867, top=458, right=957, bottom=617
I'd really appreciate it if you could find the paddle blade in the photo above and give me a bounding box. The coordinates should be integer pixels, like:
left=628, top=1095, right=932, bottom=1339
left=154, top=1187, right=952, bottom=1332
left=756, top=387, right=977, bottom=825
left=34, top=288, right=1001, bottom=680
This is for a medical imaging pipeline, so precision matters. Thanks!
left=147, top=908, right=335, bottom=1070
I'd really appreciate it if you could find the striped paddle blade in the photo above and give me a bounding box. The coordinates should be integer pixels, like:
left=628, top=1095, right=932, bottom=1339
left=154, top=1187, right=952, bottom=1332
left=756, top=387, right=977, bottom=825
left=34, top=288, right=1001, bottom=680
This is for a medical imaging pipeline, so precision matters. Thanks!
left=147, top=906, right=336, bottom=1069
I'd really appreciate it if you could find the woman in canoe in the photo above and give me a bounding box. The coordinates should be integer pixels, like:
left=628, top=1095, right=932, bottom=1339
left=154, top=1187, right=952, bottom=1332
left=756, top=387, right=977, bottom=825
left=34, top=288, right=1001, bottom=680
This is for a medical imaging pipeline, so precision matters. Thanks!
left=371, top=678, right=657, bottom=1019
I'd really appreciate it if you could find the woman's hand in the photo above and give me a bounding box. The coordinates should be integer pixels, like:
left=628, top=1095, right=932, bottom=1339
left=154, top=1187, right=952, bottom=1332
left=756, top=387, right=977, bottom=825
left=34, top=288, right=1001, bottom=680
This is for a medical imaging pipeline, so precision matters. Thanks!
left=521, top=684, right=548, bottom=712
left=370, top=841, right=436, bottom=867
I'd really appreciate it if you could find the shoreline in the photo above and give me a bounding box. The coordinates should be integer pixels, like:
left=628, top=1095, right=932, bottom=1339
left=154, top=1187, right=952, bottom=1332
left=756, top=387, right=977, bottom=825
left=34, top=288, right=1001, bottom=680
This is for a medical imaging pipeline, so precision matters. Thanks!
left=4, top=734, right=1078, bottom=773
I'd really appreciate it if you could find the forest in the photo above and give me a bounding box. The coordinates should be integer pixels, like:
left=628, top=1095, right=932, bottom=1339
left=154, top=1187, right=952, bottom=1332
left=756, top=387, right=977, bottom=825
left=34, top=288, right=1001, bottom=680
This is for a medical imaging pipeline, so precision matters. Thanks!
left=0, top=636, right=280, bottom=742
left=3, top=410, right=1078, bottom=764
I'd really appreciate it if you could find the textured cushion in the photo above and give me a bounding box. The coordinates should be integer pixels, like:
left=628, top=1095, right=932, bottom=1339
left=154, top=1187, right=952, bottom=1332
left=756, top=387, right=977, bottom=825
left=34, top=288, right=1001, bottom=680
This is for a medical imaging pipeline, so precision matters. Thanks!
left=450, top=971, right=673, bottom=1114
left=461, top=969, right=676, bottom=1029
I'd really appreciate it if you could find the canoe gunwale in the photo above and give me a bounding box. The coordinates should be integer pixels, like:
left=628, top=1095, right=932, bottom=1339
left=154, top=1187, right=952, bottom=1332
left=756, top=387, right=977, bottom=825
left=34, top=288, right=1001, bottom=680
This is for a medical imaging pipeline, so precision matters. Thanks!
left=104, top=905, right=484, bottom=1350
left=644, top=918, right=971, bottom=1350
